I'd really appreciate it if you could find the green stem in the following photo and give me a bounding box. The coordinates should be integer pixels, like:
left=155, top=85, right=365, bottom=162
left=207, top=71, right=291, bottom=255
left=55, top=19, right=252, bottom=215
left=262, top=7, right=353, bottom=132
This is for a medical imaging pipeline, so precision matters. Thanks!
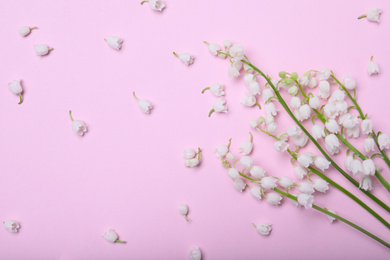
left=240, top=173, right=390, bottom=249
left=30, top=26, right=38, bottom=29
left=201, top=87, right=210, bottom=93
left=132, top=91, right=139, bottom=102
left=173, top=52, right=179, bottom=57
left=184, top=215, right=189, bottom=222
left=140, top=0, right=149, bottom=4
left=249, top=132, right=253, bottom=143
left=255, top=102, right=261, bottom=109
left=115, top=240, right=126, bottom=243
left=69, top=110, right=74, bottom=122
left=197, top=147, right=201, bottom=161
left=18, top=93, right=23, bottom=104
left=242, top=60, right=390, bottom=213
left=358, top=14, right=367, bottom=19
left=208, top=108, right=215, bottom=117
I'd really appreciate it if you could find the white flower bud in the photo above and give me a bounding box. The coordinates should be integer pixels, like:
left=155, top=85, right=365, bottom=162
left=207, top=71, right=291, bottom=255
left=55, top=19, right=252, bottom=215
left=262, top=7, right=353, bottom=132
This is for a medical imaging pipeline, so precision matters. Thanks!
left=311, top=125, right=325, bottom=140
left=256, top=223, right=272, bottom=235
left=367, top=57, right=380, bottom=75
left=309, top=96, right=320, bottom=109
left=183, top=149, right=196, bottom=159
left=188, top=247, right=202, bottom=260
left=227, top=168, right=239, bottom=179
left=3, top=220, right=20, bottom=232
left=366, top=7, right=382, bottom=23
left=225, top=152, right=235, bottom=161
left=314, top=156, right=331, bottom=172
left=290, top=96, right=301, bottom=108
left=249, top=119, right=258, bottom=129
left=103, top=229, right=120, bottom=243
left=278, top=176, right=294, bottom=188
left=105, top=36, right=123, bottom=50
left=34, top=44, right=52, bottom=56
left=287, top=125, right=302, bottom=137
left=298, top=182, right=315, bottom=194
left=325, top=134, right=340, bottom=155
left=313, top=178, right=329, bottom=193
left=178, top=204, right=188, bottom=215
left=288, top=86, right=298, bottom=95
left=240, top=156, right=254, bottom=168
left=364, top=138, right=375, bottom=153
left=208, top=43, right=221, bottom=55
left=298, top=104, right=311, bottom=120
left=233, top=178, right=246, bottom=192
left=318, top=68, right=331, bottom=81
left=325, top=119, right=340, bottom=133
left=325, top=209, right=337, bottom=223
left=238, top=140, right=253, bottom=155
left=308, top=77, right=318, bottom=88
left=250, top=186, right=262, bottom=200
left=297, top=194, right=314, bottom=209
left=264, top=102, right=278, bottom=116
left=215, top=145, right=228, bottom=158
left=213, top=98, right=228, bottom=113
left=261, top=176, right=277, bottom=189
left=266, top=192, right=282, bottom=205
left=293, top=134, right=309, bottom=148
left=342, top=75, right=356, bottom=90
left=250, top=166, right=266, bottom=179
left=240, top=93, right=257, bottom=107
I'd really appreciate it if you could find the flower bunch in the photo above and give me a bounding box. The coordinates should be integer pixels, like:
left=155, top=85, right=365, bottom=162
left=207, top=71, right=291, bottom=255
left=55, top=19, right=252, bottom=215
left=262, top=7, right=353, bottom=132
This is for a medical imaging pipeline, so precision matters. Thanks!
left=205, top=40, right=390, bottom=249
left=183, top=148, right=201, bottom=167
left=201, top=83, right=228, bottom=117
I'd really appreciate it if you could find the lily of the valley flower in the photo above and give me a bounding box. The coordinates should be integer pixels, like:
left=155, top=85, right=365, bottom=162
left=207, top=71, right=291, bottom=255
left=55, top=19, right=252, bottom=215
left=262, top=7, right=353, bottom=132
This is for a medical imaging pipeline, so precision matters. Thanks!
left=313, top=178, right=329, bottom=193
left=325, top=209, right=337, bottom=223
left=253, top=223, right=272, bottom=236
left=363, top=159, right=376, bottom=176
left=378, top=133, right=390, bottom=150
left=359, top=176, right=373, bottom=191
left=361, top=119, right=373, bottom=135
left=105, top=36, right=123, bottom=50
left=261, top=176, right=277, bottom=189
left=183, top=149, right=196, bottom=159
left=367, top=56, right=380, bottom=75
left=364, top=138, right=375, bottom=153
left=208, top=97, right=228, bottom=117
left=318, top=68, right=331, bottom=81
left=69, top=111, right=87, bottom=136
left=358, top=7, right=382, bottom=23
left=8, top=79, right=24, bottom=104
left=178, top=204, right=189, bottom=222
left=173, top=52, right=195, bottom=66
left=266, top=192, right=282, bottom=205
left=34, top=44, right=53, bottom=56
left=273, top=140, right=289, bottom=152
left=325, top=134, right=340, bottom=155
left=215, top=143, right=229, bottom=158
left=342, top=75, right=356, bottom=90
left=188, top=247, right=202, bottom=260
left=297, top=153, right=314, bottom=168
left=227, top=168, right=239, bottom=179
left=133, top=91, right=153, bottom=114
left=140, top=0, right=165, bottom=11
left=233, top=178, right=246, bottom=192
left=203, top=41, right=221, bottom=56
left=250, top=166, right=266, bottom=179
left=201, top=83, right=225, bottom=96
left=240, top=156, right=254, bottom=168
left=3, top=220, right=20, bottom=232
left=103, top=229, right=126, bottom=243
left=241, top=92, right=260, bottom=108
left=278, top=176, right=294, bottom=188
left=297, top=193, right=314, bottom=209
left=19, top=26, right=38, bottom=36
left=250, top=186, right=262, bottom=200
left=298, top=182, right=315, bottom=194
left=294, top=165, right=307, bottom=180
left=311, top=125, right=326, bottom=140
left=314, top=156, right=331, bottom=172
left=238, top=132, right=253, bottom=155
left=309, top=96, right=320, bottom=109
left=184, top=148, right=201, bottom=167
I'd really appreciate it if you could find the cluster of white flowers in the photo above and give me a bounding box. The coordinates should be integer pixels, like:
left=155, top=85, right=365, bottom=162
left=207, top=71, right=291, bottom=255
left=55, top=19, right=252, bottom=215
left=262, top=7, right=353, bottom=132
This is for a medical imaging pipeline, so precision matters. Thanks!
left=183, top=148, right=201, bottom=168
left=202, top=83, right=228, bottom=116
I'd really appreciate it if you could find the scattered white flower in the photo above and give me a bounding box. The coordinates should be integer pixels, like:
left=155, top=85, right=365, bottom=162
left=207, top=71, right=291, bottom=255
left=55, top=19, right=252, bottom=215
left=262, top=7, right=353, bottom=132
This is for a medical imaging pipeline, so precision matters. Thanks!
left=367, top=56, right=380, bottom=75
left=203, top=83, right=225, bottom=97
left=313, top=178, right=329, bottom=193
left=19, top=26, right=38, bottom=36
left=105, top=36, right=123, bottom=50
left=298, top=104, right=311, bottom=120
left=133, top=91, right=153, bottom=114
left=325, top=119, right=340, bottom=133
left=299, top=75, right=309, bottom=86
left=288, top=86, right=298, bottom=96
left=262, top=88, right=274, bottom=103
left=267, top=122, right=278, bottom=133
left=298, top=181, right=315, bottom=194
left=205, top=42, right=221, bottom=55
left=378, top=133, right=390, bottom=150
left=314, top=156, right=331, bottom=172
left=287, top=125, right=302, bottom=138
left=225, top=152, right=235, bottom=161
left=359, top=176, right=373, bottom=191
left=173, top=52, right=195, bottom=66
left=250, top=186, right=262, bottom=200
left=223, top=40, right=231, bottom=49
left=69, top=111, right=87, bottom=136
left=140, top=0, right=165, bottom=11
left=319, top=80, right=330, bottom=93
left=183, top=149, right=196, bottom=159
left=233, top=178, right=246, bottom=192
left=188, top=247, right=202, bottom=260
left=266, top=192, right=282, bottom=205
left=34, top=44, right=53, bottom=56
left=185, top=158, right=200, bottom=168
left=209, top=98, right=228, bottom=116
left=358, top=7, right=382, bottom=23
left=8, top=79, right=24, bottom=104
left=103, top=229, right=125, bottom=243
left=240, top=156, right=254, bottom=168
left=178, top=204, right=189, bottom=222
left=3, top=220, right=20, bottom=232
left=297, top=193, right=314, bottom=209
left=325, top=134, right=340, bottom=155
left=264, top=102, right=278, bottom=116
left=344, top=155, right=354, bottom=172
left=229, top=43, right=244, bottom=62
left=228, top=61, right=243, bottom=77
left=255, top=223, right=272, bottom=236
left=250, top=166, right=266, bottom=179
left=249, top=119, right=258, bottom=129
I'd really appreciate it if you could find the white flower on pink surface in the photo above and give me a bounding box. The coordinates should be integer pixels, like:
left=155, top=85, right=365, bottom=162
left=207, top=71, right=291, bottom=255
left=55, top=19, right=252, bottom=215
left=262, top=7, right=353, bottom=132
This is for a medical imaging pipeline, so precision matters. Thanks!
left=174, top=52, right=195, bottom=66
left=308, top=77, right=318, bottom=88
left=233, top=178, right=246, bottom=192
left=3, top=220, right=20, bottom=232
left=227, top=168, right=239, bottom=179
left=325, top=119, right=340, bottom=133
left=325, top=134, right=340, bottom=155
left=209, top=98, right=228, bottom=117
left=215, top=145, right=229, bottom=158
left=250, top=166, right=266, bottom=179
left=298, top=104, right=311, bottom=120
left=378, top=133, right=390, bottom=150
left=311, top=125, right=325, bottom=141
left=248, top=81, right=261, bottom=95
left=254, top=223, right=272, bottom=235
left=290, top=96, right=301, bottom=108
left=204, top=42, right=221, bottom=56
left=309, top=96, right=320, bottom=109
left=250, top=186, right=262, bottom=200
left=361, top=119, right=373, bottom=135
left=297, top=193, right=314, bottom=209
left=314, top=156, right=331, bottom=172
left=105, top=37, right=123, bottom=50
left=298, top=182, right=315, bottom=194
left=359, top=7, right=382, bottom=23
left=262, top=88, right=274, bottom=103
left=239, top=140, right=253, bottom=155
left=8, top=79, right=24, bottom=104
left=293, top=134, right=308, bottom=148
left=325, top=209, right=337, bottom=223
left=103, top=229, right=125, bottom=243
left=261, top=176, right=277, bottom=190
left=342, top=75, right=356, bottom=90
left=240, top=93, right=257, bottom=107
left=278, top=176, right=294, bottom=188
left=273, top=141, right=289, bottom=152
left=183, top=149, right=196, bottom=159
left=297, top=153, right=314, bottom=168
left=318, top=68, right=331, bottom=81
left=264, top=103, right=278, bottom=116
left=69, top=111, right=87, bottom=136
left=362, top=159, right=376, bottom=176
left=185, top=158, right=200, bottom=168
left=367, top=56, right=380, bottom=75
left=313, top=178, right=329, bottom=193
left=359, top=176, right=373, bottom=191
left=188, top=247, right=202, bottom=260
left=178, top=204, right=189, bottom=222
left=133, top=91, right=153, bottom=114
left=240, top=156, right=254, bottom=168
left=229, top=43, right=244, bottom=62
left=350, top=159, right=363, bottom=175
left=228, top=61, right=243, bottom=77
left=19, top=26, right=38, bottom=36
left=140, top=0, right=165, bottom=11
left=294, top=165, right=307, bottom=180
left=364, top=138, right=375, bottom=153
left=266, top=192, right=282, bottom=205
left=34, top=44, right=53, bottom=56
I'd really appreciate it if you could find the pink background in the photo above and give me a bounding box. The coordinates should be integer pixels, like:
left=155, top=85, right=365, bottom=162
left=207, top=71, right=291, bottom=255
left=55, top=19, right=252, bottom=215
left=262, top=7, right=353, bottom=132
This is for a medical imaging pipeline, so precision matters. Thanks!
left=1, top=0, right=390, bottom=259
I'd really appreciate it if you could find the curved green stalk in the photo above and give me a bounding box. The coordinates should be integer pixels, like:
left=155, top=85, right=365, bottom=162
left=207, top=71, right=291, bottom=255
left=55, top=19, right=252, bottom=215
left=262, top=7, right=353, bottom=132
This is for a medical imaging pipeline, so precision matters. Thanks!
left=331, top=74, right=390, bottom=171
left=239, top=173, right=390, bottom=249
left=242, top=60, right=390, bottom=213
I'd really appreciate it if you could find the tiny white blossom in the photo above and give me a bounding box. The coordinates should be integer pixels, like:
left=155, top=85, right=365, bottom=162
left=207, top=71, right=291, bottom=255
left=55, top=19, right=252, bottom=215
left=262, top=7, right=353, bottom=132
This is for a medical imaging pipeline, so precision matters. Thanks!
left=233, top=178, right=246, bottom=192
left=364, top=138, right=375, bottom=153
left=178, top=204, right=189, bottom=221
left=294, top=166, right=307, bottom=180
left=133, top=92, right=153, bottom=114
left=69, top=111, right=87, bottom=136
left=3, top=220, right=20, bottom=232
left=183, top=149, right=196, bottom=159
left=105, top=36, right=123, bottom=50
left=19, top=26, right=37, bottom=36
left=308, top=77, right=318, bottom=88
left=367, top=56, right=380, bottom=75
left=297, top=193, right=314, bottom=209
left=255, top=223, right=272, bottom=235
left=297, top=153, right=314, bottom=168
left=359, top=176, right=373, bottom=191
left=250, top=186, right=262, bottom=200
left=278, top=176, right=294, bottom=188
left=378, top=133, right=390, bottom=150
left=188, top=247, right=202, bottom=260
left=362, top=159, right=376, bottom=176
left=313, top=178, right=329, bottom=193
left=261, top=176, right=277, bottom=189
left=359, top=7, right=382, bottom=23
left=240, top=156, right=254, bottom=168
left=325, top=209, right=337, bottom=223
left=240, top=93, right=257, bottom=107
left=361, top=119, right=373, bottom=135
left=311, top=125, right=325, bottom=141
left=238, top=140, right=253, bottom=155
left=34, top=44, right=53, bottom=56
left=314, top=156, right=331, bottom=172
left=298, top=182, right=315, bottom=194
left=211, top=97, right=228, bottom=115
left=309, top=96, right=320, bottom=109
left=141, top=0, right=166, bottom=11
left=174, top=52, right=195, bottom=66
left=103, top=229, right=125, bottom=243
left=185, top=158, right=199, bottom=168
left=273, top=141, right=289, bottom=152
left=266, top=192, right=282, bottom=205
left=250, top=166, right=266, bottom=179
left=318, top=68, right=331, bottom=81
left=215, top=145, right=228, bottom=158
left=342, top=75, right=356, bottom=90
